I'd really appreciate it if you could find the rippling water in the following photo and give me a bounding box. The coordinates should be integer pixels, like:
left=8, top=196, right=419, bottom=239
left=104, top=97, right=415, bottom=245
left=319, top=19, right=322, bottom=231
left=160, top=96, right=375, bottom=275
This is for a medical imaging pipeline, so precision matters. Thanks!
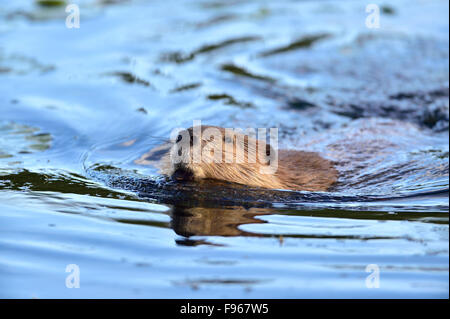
left=0, top=0, right=448, bottom=298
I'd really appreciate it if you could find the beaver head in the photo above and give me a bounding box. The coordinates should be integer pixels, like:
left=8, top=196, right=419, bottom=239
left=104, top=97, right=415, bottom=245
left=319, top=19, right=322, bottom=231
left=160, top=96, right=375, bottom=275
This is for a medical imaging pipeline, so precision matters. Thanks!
left=165, top=125, right=282, bottom=188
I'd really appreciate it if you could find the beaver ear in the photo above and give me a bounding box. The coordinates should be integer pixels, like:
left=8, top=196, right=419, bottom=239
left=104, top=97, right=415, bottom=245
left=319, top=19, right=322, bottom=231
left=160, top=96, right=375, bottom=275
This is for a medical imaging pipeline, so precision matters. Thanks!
left=256, top=142, right=274, bottom=164
left=264, top=143, right=278, bottom=165
left=266, top=144, right=271, bottom=157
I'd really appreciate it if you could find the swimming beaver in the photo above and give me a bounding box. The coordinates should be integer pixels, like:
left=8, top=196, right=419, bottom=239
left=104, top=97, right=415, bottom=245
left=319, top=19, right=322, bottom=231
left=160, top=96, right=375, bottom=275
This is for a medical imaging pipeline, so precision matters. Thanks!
left=136, top=125, right=338, bottom=192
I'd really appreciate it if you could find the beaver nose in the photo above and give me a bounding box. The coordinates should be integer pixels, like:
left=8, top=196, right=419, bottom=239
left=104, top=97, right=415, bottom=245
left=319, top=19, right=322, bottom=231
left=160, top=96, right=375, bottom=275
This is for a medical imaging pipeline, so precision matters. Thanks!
left=171, top=168, right=194, bottom=181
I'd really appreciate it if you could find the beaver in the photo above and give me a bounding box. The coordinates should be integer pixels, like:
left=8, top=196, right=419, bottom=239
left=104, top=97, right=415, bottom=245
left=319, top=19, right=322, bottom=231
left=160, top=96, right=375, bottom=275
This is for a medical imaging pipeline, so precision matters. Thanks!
left=136, top=125, right=338, bottom=192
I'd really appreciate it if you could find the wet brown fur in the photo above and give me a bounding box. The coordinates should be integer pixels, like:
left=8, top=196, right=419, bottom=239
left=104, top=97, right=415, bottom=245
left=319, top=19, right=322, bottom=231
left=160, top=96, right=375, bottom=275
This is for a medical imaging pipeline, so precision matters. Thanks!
left=141, top=126, right=338, bottom=192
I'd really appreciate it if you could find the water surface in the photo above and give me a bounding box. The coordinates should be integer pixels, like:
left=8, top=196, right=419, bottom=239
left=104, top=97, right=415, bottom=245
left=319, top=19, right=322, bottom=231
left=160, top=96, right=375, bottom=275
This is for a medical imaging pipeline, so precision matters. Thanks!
left=0, top=0, right=448, bottom=298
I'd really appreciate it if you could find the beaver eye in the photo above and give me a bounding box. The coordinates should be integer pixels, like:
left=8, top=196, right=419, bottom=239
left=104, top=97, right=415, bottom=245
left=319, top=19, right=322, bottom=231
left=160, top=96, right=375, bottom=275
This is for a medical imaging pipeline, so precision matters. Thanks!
left=190, top=135, right=197, bottom=145
left=176, top=134, right=182, bottom=143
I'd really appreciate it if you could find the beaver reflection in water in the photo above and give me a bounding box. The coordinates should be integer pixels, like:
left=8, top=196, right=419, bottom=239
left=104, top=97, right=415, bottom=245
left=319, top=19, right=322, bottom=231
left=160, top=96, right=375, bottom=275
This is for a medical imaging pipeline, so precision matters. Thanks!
left=137, top=125, right=338, bottom=192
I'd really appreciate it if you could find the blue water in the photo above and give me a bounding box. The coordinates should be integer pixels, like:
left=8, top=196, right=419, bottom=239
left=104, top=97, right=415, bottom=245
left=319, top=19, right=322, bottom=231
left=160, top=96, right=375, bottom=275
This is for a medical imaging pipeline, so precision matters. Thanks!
left=0, top=0, right=448, bottom=298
